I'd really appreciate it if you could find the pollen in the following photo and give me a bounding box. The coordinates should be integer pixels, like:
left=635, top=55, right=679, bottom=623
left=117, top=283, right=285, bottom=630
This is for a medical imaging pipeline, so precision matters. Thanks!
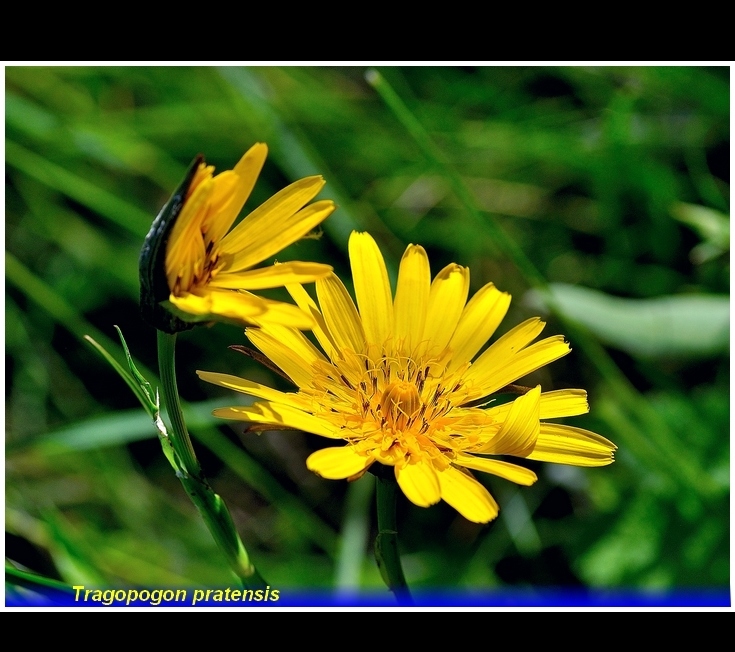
left=379, top=381, right=421, bottom=432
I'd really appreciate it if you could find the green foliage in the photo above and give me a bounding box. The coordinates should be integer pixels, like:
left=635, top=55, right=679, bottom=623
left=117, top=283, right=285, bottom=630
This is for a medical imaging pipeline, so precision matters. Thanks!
left=527, top=283, right=729, bottom=358
left=6, top=65, right=729, bottom=598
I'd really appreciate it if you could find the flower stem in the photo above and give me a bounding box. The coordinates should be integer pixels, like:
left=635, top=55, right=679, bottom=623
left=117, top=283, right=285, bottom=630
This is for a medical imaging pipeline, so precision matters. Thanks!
left=156, top=330, right=267, bottom=589
left=156, top=331, right=200, bottom=478
left=374, top=475, right=412, bottom=604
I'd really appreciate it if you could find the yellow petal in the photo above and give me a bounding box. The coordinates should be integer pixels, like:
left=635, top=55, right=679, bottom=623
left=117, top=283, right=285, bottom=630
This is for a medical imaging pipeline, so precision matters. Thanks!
left=219, top=175, right=324, bottom=250
left=395, top=460, right=441, bottom=507
left=423, top=263, right=470, bottom=356
left=465, top=322, right=571, bottom=399
left=348, top=231, right=394, bottom=348
left=254, top=324, right=327, bottom=366
left=227, top=199, right=335, bottom=273
left=307, top=446, right=371, bottom=479
left=203, top=143, right=268, bottom=244
left=219, top=168, right=334, bottom=270
left=393, top=244, right=431, bottom=355
left=437, top=466, right=499, bottom=523
left=209, top=261, right=333, bottom=290
left=214, top=402, right=345, bottom=439
left=486, top=388, right=589, bottom=421
left=468, top=317, right=546, bottom=375
left=482, top=336, right=571, bottom=397
left=538, top=388, right=588, bottom=418
left=200, top=171, right=240, bottom=248
left=455, top=454, right=538, bottom=486
left=316, top=273, right=365, bottom=354
left=196, top=371, right=308, bottom=410
left=166, top=178, right=212, bottom=291
left=447, top=283, right=511, bottom=372
left=171, top=287, right=314, bottom=330
left=286, top=283, right=339, bottom=359
left=168, top=288, right=266, bottom=321
left=478, top=385, right=541, bottom=457
left=527, top=423, right=617, bottom=467
left=246, top=328, right=319, bottom=388
left=444, top=406, right=496, bottom=427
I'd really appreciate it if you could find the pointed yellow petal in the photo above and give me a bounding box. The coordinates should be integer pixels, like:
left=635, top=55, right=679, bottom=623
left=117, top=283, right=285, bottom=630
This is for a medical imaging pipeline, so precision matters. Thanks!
left=307, top=446, right=371, bottom=479
left=527, top=423, right=617, bottom=467
left=196, top=371, right=308, bottom=410
left=423, top=263, right=470, bottom=355
left=168, top=288, right=266, bottom=321
left=186, top=162, right=214, bottom=199
left=465, top=319, right=571, bottom=398
left=393, top=244, right=431, bottom=355
left=482, top=336, right=571, bottom=397
left=246, top=328, right=318, bottom=388
left=286, top=283, right=338, bottom=359
left=171, top=287, right=314, bottom=331
left=219, top=175, right=324, bottom=251
left=166, top=177, right=212, bottom=291
left=252, top=324, right=328, bottom=366
left=348, top=231, right=394, bottom=348
left=219, top=169, right=334, bottom=270
left=226, top=199, right=335, bottom=273
left=468, top=317, right=546, bottom=375
left=214, top=402, right=345, bottom=439
left=455, top=454, right=538, bottom=486
left=238, top=293, right=314, bottom=330
left=396, top=460, right=441, bottom=507
left=478, top=386, right=541, bottom=457
left=203, top=143, right=268, bottom=244
left=200, top=171, right=240, bottom=247
left=486, top=388, right=589, bottom=421
left=316, top=273, right=365, bottom=354
left=447, top=283, right=511, bottom=371
left=209, top=261, right=333, bottom=290
left=437, top=466, right=499, bottom=523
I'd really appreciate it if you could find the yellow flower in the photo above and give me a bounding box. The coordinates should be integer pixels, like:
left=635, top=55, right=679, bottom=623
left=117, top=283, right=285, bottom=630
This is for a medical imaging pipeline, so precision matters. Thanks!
left=140, top=143, right=335, bottom=332
left=198, top=232, right=616, bottom=523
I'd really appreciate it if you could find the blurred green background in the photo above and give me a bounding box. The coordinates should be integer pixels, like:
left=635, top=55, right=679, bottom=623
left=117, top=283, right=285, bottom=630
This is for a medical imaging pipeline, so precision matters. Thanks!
left=5, top=65, right=729, bottom=597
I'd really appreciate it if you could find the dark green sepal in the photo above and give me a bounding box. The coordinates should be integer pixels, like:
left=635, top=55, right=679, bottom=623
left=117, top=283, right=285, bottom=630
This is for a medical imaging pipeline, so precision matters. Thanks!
left=139, top=155, right=203, bottom=333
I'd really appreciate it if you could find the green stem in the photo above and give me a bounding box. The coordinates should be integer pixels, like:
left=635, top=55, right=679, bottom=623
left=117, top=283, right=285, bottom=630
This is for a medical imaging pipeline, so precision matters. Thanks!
left=374, top=475, right=412, bottom=604
left=156, top=330, right=267, bottom=589
left=156, top=331, right=200, bottom=478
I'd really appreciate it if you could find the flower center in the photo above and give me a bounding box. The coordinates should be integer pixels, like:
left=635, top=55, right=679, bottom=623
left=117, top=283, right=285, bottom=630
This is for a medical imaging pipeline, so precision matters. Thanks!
left=379, top=381, right=421, bottom=431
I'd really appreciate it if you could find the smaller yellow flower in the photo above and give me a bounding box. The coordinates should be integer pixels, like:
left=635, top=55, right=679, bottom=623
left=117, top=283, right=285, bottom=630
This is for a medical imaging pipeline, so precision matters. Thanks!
left=140, top=143, right=335, bottom=332
left=198, top=232, right=616, bottom=524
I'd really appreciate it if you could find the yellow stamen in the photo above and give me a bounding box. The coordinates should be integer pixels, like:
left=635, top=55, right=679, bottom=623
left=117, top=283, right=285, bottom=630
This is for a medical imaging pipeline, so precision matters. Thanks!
left=379, top=380, right=421, bottom=431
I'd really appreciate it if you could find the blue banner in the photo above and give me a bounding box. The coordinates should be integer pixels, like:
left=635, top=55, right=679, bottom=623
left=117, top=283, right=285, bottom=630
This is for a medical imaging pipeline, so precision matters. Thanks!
left=5, top=585, right=731, bottom=608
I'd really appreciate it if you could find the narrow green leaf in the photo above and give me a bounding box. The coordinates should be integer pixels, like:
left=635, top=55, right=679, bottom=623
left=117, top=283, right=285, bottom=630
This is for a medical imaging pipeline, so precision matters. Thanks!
left=115, top=326, right=157, bottom=408
left=5, top=564, right=75, bottom=594
left=84, top=334, right=156, bottom=418
left=6, top=139, right=152, bottom=236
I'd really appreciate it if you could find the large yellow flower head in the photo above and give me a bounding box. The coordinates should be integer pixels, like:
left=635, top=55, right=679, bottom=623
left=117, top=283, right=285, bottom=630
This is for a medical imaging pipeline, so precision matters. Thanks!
left=140, top=143, right=335, bottom=332
left=199, top=232, right=616, bottom=523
